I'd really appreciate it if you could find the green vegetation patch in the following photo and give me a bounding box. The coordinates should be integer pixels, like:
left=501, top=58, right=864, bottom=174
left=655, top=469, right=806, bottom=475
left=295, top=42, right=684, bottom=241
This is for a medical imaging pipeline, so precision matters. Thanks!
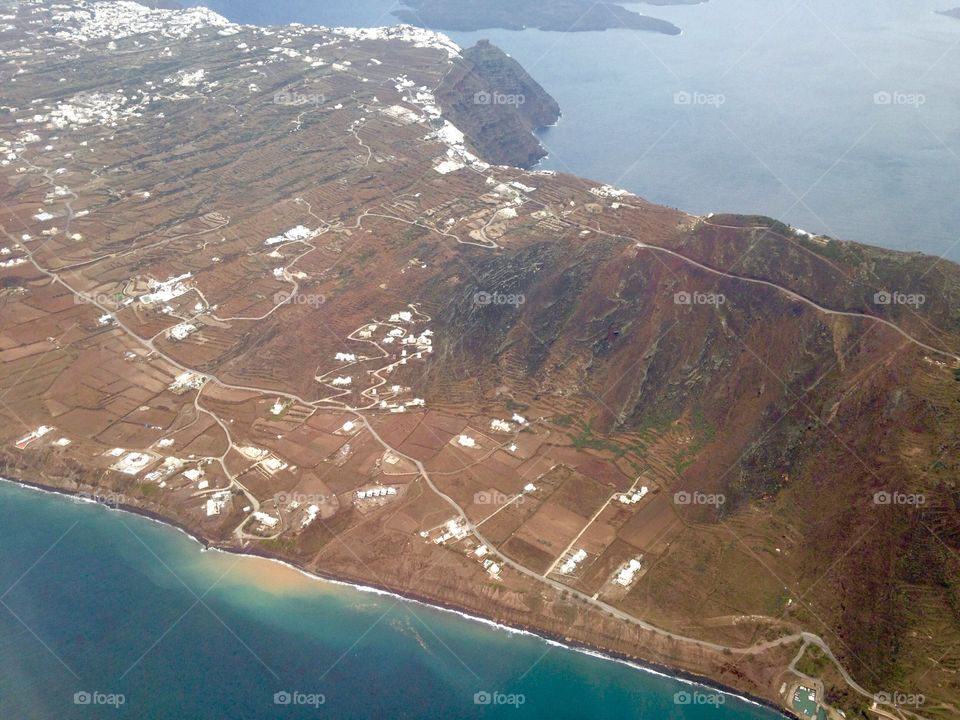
left=570, top=420, right=625, bottom=457
left=673, top=407, right=716, bottom=474
left=795, top=644, right=830, bottom=678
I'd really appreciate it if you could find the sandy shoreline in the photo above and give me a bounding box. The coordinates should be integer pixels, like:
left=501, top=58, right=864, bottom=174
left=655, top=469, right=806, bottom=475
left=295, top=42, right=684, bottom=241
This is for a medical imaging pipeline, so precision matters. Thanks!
left=1, top=474, right=796, bottom=719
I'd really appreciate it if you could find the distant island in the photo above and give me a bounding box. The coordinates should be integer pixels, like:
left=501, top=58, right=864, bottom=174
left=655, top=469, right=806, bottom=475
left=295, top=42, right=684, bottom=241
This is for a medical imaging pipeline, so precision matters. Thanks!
left=938, top=7, right=960, bottom=19
left=394, top=0, right=682, bottom=35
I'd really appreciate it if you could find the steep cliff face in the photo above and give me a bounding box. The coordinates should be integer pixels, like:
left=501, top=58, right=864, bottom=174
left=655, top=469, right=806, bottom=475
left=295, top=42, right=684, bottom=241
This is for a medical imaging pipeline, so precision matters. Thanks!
left=462, top=40, right=561, bottom=129
left=437, top=40, right=560, bottom=168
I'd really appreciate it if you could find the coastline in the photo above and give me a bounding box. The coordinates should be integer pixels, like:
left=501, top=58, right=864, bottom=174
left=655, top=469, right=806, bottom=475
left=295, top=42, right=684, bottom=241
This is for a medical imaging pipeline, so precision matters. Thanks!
left=1, top=474, right=797, bottom=719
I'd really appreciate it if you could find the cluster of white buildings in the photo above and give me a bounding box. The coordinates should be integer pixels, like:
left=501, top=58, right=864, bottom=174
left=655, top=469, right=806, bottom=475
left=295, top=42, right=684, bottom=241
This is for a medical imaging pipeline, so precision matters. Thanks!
left=264, top=224, right=316, bottom=245
left=167, top=322, right=197, bottom=341
left=140, top=273, right=192, bottom=305
left=482, top=558, right=502, bottom=579
left=470, top=544, right=502, bottom=579
left=50, top=1, right=236, bottom=43
left=356, top=486, right=397, bottom=500
left=260, top=456, right=288, bottom=474
left=377, top=397, right=425, bottom=412
left=252, top=511, right=280, bottom=529
left=614, top=558, right=643, bottom=587
left=183, top=468, right=204, bottom=483
left=559, top=548, right=588, bottom=576
left=402, top=329, right=433, bottom=349
left=589, top=184, right=634, bottom=200
left=15, top=425, right=52, bottom=449
left=301, top=505, right=320, bottom=529
left=142, top=456, right=184, bottom=486
left=109, top=450, right=154, bottom=475
left=431, top=517, right=470, bottom=545
left=205, top=490, right=231, bottom=517
left=617, top=486, right=649, bottom=505
left=381, top=328, right=433, bottom=352
left=168, top=371, right=204, bottom=394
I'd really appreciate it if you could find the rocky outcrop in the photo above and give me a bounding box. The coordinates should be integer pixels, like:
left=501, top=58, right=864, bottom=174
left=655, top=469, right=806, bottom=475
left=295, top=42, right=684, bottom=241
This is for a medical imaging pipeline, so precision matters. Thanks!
left=437, top=40, right=561, bottom=168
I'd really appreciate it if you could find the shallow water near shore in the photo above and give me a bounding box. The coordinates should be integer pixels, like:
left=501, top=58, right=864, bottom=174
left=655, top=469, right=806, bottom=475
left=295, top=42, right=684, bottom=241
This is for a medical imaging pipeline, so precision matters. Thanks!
left=0, top=481, right=784, bottom=719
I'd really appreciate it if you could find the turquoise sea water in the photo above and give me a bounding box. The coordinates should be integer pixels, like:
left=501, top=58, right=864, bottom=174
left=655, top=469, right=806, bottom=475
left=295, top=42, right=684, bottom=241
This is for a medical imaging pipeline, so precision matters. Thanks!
left=196, top=0, right=960, bottom=261
left=0, top=482, right=783, bottom=719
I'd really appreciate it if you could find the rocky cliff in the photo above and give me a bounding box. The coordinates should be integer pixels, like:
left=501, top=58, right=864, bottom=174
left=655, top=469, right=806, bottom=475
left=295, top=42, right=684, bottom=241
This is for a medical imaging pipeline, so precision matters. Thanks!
left=437, top=40, right=561, bottom=168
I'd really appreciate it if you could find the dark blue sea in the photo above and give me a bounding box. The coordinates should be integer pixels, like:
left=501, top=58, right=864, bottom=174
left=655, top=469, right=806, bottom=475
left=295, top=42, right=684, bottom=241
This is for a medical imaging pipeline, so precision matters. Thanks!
left=195, top=0, right=960, bottom=261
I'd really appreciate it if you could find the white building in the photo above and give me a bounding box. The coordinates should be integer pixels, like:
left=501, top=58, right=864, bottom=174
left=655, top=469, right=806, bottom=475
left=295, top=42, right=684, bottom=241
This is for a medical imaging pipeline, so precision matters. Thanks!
left=167, top=323, right=197, bottom=341
left=614, top=558, right=643, bottom=587
left=253, top=511, right=279, bottom=529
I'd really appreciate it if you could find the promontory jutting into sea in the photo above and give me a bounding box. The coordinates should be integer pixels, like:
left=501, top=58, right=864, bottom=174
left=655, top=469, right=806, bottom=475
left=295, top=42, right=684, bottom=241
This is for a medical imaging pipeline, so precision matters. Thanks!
left=199, top=0, right=960, bottom=262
